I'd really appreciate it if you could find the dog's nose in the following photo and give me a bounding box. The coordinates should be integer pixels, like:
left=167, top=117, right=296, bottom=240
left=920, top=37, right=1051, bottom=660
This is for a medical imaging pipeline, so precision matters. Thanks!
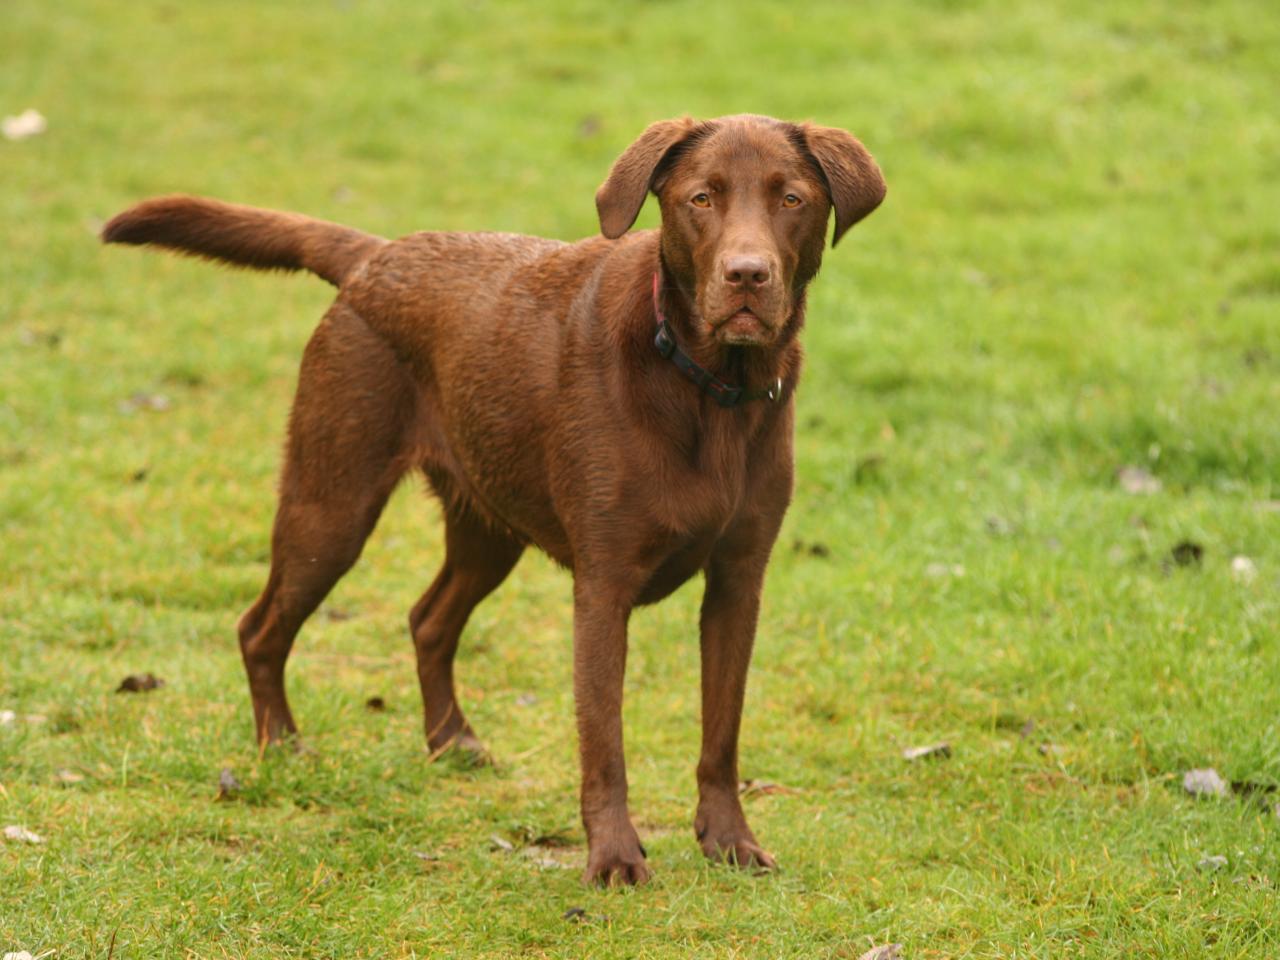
left=723, top=255, right=771, bottom=289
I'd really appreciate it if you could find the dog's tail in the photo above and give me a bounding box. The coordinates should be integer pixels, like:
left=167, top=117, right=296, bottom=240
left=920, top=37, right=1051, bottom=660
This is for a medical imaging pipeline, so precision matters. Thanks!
left=101, top=195, right=387, bottom=287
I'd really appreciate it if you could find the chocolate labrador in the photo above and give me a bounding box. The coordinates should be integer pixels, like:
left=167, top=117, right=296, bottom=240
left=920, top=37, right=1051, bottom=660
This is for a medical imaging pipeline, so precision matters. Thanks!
left=102, top=113, right=885, bottom=885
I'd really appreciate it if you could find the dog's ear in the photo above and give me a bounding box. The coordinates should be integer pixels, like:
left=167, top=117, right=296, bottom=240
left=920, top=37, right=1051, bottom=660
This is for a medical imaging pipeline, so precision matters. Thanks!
left=801, top=124, right=886, bottom=246
left=596, top=117, right=700, bottom=239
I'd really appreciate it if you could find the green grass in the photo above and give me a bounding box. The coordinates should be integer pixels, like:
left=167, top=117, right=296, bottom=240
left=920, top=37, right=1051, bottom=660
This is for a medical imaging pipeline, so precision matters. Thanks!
left=3, top=0, right=1279, bottom=956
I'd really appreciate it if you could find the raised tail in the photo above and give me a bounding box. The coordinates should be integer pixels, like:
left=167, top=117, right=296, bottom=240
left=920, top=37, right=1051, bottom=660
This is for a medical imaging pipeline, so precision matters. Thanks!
left=101, top=195, right=388, bottom=287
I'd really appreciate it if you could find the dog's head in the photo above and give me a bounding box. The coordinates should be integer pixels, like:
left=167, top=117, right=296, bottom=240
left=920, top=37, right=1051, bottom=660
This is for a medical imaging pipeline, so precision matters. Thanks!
left=596, top=114, right=885, bottom=347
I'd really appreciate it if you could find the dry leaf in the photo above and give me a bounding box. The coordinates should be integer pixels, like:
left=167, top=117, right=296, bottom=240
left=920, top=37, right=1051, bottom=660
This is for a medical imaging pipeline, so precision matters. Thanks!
left=739, top=779, right=798, bottom=796
left=3, top=825, right=44, bottom=844
left=116, top=673, right=164, bottom=693
left=903, top=743, right=951, bottom=762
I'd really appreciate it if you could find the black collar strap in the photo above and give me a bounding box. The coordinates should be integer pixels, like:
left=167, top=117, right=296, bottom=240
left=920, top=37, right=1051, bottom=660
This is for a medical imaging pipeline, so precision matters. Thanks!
left=651, top=273, right=781, bottom=408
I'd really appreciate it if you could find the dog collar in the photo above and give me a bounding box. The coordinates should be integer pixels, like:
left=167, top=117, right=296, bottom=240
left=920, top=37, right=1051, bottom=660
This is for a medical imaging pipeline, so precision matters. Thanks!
left=651, top=273, right=781, bottom=408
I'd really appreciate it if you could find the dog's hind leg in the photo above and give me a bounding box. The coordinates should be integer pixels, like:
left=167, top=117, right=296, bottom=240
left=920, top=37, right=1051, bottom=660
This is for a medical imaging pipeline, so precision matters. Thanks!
left=409, top=502, right=523, bottom=759
left=237, top=304, right=415, bottom=746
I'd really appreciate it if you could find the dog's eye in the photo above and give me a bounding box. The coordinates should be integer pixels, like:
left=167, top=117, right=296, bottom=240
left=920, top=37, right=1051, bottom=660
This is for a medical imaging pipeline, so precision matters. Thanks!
left=690, top=193, right=711, bottom=208
left=782, top=193, right=802, bottom=208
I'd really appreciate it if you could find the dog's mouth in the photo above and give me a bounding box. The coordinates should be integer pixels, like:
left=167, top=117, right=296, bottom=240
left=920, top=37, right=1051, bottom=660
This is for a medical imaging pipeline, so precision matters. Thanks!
left=714, top=306, right=771, bottom=346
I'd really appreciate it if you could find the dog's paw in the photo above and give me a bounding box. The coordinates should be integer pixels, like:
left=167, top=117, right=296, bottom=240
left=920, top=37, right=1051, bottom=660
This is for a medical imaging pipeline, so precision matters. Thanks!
left=428, top=730, right=492, bottom=768
left=583, top=835, right=651, bottom=887
left=695, top=806, right=777, bottom=872
left=700, top=835, right=777, bottom=872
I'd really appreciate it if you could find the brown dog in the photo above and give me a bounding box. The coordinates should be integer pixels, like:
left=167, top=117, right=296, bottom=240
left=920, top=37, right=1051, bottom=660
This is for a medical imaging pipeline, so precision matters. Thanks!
left=102, top=114, right=885, bottom=885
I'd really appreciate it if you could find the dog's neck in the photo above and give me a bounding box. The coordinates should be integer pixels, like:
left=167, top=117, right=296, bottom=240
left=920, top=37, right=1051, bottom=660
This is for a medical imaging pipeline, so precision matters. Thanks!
left=654, top=260, right=804, bottom=397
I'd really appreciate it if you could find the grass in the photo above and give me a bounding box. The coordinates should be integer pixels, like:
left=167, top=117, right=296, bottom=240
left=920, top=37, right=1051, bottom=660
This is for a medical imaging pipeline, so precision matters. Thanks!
left=2, top=0, right=1279, bottom=956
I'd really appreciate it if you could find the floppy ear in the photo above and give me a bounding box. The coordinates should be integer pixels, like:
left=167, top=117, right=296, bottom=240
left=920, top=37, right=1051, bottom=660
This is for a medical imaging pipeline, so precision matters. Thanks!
left=595, top=117, right=700, bottom=239
left=801, top=124, right=886, bottom=246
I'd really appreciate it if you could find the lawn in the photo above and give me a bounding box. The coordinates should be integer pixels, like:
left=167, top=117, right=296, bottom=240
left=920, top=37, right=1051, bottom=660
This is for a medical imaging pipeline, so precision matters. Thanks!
left=2, top=1, right=1278, bottom=956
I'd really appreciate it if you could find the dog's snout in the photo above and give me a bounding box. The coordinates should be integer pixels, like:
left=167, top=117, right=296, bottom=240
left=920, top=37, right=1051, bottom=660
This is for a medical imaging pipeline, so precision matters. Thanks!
left=723, top=255, right=771, bottom=289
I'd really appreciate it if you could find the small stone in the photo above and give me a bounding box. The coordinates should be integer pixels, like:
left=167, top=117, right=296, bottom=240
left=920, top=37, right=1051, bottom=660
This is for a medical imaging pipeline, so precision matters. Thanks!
left=1, top=108, right=47, bottom=141
left=903, top=742, right=951, bottom=762
left=1118, top=465, right=1161, bottom=495
left=1198, top=855, right=1228, bottom=872
left=1183, top=768, right=1229, bottom=798
left=1230, top=556, right=1257, bottom=584
left=857, top=945, right=904, bottom=960
left=54, top=768, right=85, bottom=784
left=3, top=825, right=44, bottom=844
left=489, top=834, right=515, bottom=852
left=216, top=767, right=241, bottom=801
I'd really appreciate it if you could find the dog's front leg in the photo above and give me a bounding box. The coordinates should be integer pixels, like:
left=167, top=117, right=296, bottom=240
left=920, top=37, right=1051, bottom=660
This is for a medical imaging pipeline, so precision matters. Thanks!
left=573, top=580, right=650, bottom=886
left=694, top=548, right=778, bottom=870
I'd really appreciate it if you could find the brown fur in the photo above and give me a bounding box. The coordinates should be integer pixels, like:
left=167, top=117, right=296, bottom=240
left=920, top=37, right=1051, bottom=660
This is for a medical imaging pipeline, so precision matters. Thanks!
left=102, top=114, right=885, bottom=886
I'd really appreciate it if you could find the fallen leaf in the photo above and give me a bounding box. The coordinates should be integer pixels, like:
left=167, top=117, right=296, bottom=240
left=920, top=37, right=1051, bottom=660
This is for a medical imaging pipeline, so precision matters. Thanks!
left=521, top=848, right=572, bottom=869
left=1183, top=768, right=1229, bottom=798
left=903, top=743, right=951, bottom=762
left=739, top=779, right=799, bottom=796
left=413, top=850, right=441, bottom=862
left=857, top=944, right=904, bottom=960
left=1230, top=556, right=1257, bottom=584
left=322, top=607, right=354, bottom=622
left=365, top=696, right=386, bottom=712
left=1118, top=465, right=1161, bottom=495
left=489, top=834, right=515, bottom=853
left=118, top=391, right=171, bottom=414
left=0, top=710, right=45, bottom=726
left=3, top=951, right=37, bottom=960
left=116, top=673, right=164, bottom=693
left=215, top=767, right=241, bottom=801
left=1198, top=855, right=1228, bottom=872
left=1, top=108, right=47, bottom=141
left=985, top=515, right=1014, bottom=537
left=3, top=825, right=44, bottom=844
left=54, top=768, right=85, bottom=785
